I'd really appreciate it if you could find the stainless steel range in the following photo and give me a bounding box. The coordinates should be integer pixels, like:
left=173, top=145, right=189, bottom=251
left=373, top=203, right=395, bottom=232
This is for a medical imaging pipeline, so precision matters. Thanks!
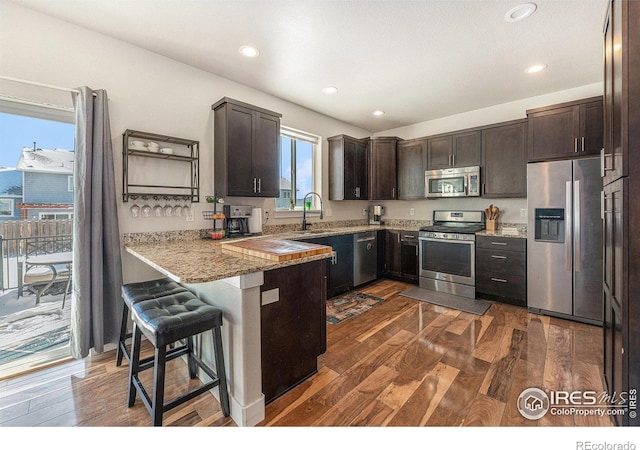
left=419, top=210, right=485, bottom=299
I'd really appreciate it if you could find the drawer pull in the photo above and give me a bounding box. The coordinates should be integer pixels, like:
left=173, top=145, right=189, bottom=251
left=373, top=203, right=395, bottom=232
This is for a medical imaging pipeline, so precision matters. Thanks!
left=403, top=235, right=416, bottom=239
left=490, top=255, right=507, bottom=259
left=490, top=242, right=507, bottom=246
left=491, top=277, right=508, bottom=283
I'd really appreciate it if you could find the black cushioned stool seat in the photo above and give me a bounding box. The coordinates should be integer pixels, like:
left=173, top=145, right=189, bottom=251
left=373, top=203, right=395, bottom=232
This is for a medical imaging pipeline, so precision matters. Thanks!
left=116, top=278, right=189, bottom=367
left=127, top=291, right=230, bottom=426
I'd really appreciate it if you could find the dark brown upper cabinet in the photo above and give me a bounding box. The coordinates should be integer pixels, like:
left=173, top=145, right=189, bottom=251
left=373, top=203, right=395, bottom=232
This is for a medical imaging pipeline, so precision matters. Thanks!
left=368, top=137, right=400, bottom=200
left=481, top=119, right=527, bottom=198
left=397, top=138, right=427, bottom=200
left=526, top=96, right=603, bottom=162
left=426, top=129, right=482, bottom=170
left=213, top=97, right=281, bottom=197
left=328, top=134, right=368, bottom=200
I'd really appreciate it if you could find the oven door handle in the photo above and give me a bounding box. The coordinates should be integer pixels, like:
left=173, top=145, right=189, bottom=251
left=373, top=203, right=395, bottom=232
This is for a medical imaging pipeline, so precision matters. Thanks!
left=419, top=236, right=475, bottom=245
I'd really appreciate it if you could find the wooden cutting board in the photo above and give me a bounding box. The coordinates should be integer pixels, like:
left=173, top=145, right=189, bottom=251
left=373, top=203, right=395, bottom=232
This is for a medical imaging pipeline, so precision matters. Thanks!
left=220, top=238, right=332, bottom=262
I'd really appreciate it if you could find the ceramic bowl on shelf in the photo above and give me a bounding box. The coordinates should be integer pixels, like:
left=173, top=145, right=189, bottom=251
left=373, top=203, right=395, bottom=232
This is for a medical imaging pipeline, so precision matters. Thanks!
left=159, top=147, right=173, bottom=154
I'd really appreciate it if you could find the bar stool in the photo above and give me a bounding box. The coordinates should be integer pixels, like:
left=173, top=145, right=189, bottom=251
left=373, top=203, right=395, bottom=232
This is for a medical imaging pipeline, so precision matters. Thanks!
left=127, top=290, right=230, bottom=426
left=116, top=278, right=189, bottom=367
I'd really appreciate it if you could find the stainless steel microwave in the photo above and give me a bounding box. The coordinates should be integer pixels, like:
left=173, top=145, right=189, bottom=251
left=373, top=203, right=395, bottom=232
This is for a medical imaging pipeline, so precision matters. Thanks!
left=425, top=165, right=481, bottom=198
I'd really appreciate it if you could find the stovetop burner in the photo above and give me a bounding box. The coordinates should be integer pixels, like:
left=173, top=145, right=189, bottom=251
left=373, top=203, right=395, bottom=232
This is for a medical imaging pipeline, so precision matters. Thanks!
left=420, top=224, right=485, bottom=234
left=419, top=210, right=486, bottom=234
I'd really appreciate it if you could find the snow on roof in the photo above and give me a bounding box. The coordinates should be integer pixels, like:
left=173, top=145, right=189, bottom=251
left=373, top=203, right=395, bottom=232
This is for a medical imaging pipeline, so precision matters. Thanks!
left=17, top=147, right=74, bottom=174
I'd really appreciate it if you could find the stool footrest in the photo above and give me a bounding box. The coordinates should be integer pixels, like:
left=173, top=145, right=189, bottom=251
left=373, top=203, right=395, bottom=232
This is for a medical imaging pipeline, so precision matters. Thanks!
left=118, top=336, right=188, bottom=372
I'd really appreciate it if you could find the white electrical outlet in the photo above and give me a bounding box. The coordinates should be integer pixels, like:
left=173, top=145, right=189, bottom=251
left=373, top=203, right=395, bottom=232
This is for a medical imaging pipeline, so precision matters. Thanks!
left=186, top=210, right=194, bottom=222
left=363, top=208, right=367, bottom=216
left=520, top=208, right=527, bottom=218
left=326, top=208, right=332, bottom=217
left=410, top=208, right=415, bottom=216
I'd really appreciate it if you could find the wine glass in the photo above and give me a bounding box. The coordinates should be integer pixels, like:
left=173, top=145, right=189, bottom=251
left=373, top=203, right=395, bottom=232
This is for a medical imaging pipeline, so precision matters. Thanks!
left=173, top=203, right=182, bottom=217
left=141, top=197, right=152, bottom=217
left=130, top=203, right=140, bottom=218
left=163, top=196, right=173, bottom=217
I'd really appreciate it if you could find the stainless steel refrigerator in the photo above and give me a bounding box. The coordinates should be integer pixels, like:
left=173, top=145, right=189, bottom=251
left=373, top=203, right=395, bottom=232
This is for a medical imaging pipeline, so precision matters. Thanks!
left=527, top=157, right=603, bottom=324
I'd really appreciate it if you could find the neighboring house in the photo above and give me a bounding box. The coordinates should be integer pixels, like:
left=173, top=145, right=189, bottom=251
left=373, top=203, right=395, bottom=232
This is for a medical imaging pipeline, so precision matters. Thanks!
left=276, top=176, right=293, bottom=210
left=0, top=167, right=23, bottom=220
left=16, top=147, right=74, bottom=220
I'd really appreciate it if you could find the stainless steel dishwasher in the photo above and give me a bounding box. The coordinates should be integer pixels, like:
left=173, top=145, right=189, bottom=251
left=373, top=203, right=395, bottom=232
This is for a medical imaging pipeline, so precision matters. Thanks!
left=353, top=231, right=378, bottom=287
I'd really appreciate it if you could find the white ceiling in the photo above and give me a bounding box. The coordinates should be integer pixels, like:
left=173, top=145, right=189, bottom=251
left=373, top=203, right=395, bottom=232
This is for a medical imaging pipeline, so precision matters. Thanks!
left=10, top=0, right=610, bottom=133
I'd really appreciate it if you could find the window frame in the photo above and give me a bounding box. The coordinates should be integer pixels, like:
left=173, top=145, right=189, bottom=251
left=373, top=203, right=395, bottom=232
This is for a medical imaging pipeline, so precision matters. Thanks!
left=0, top=198, right=15, bottom=217
left=276, top=126, right=321, bottom=214
left=38, top=212, right=73, bottom=220
left=68, top=175, right=74, bottom=192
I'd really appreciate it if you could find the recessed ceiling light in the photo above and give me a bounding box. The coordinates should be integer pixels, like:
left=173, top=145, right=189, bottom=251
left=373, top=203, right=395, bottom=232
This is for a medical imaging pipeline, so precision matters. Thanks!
left=322, top=86, right=338, bottom=95
left=505, top=3, right=537, bottom=22
left=372, top=110, right=385, bottom=116
left=239, top=45, right=260, bottom=58
left=524, top=63, right=547, bottom=74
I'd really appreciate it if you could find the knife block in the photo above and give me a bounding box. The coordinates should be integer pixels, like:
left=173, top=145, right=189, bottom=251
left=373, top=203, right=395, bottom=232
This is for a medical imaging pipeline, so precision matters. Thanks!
left=486, top=219, right=497, bottom=231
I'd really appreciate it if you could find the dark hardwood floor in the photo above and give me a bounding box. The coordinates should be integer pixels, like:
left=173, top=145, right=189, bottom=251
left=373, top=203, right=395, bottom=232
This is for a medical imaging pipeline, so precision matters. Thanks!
left=0, top=279, right=612, bottom=427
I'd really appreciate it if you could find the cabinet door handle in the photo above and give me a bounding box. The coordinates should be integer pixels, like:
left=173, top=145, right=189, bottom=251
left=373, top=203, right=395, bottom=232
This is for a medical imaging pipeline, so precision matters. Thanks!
left=491, top=277, right=508, bottom=283
left=452, top=154, right=456, bottom=166
left=355, top=187, right=360, bottom=198
left=574, top=138, right=579, bottom=153
left=581, top=136, right=585, bottom=152
left=448, top=154, right=452, bottom=166
left=253, top=178, right=257, bottom=193
left=491, top=255, right=507, bottom=259
left=601, top=148, right=613, bottom=175
left=491, top=242, right=507, bottom=246
left=257, top=178, right=261, bottom=193
left=392, top=187, right=395, bottom=198
left=403, top=235, right=416, bottom=239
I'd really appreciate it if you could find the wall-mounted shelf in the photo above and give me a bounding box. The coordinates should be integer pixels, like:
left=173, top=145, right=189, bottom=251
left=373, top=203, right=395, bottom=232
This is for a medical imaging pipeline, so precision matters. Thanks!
left=122, top=129, right=200, bottom=202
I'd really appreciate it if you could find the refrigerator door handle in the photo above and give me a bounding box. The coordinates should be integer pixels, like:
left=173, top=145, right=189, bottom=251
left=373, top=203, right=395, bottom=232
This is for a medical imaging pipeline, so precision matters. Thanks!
left=574, top=180, right=581, bottom=272
left=566, top=181, right=572, bottom=272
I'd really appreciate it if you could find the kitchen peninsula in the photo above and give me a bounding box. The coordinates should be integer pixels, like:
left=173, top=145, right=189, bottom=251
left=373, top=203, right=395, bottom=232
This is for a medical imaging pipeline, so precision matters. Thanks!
left=124, top=236, right=333, bottom=427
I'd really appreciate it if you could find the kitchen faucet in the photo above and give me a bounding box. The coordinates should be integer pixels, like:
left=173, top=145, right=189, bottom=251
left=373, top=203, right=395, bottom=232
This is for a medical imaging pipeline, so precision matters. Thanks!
left=301, top=192, right=323, bottom=231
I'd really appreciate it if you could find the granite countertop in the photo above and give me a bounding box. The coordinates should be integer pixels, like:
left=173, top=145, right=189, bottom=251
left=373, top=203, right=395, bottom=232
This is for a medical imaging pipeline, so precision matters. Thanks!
left=124, top=220, right=527, bottom=284
left=475, top=228, right=527, bottom=239
left=125, top=238, right=334, bottom=284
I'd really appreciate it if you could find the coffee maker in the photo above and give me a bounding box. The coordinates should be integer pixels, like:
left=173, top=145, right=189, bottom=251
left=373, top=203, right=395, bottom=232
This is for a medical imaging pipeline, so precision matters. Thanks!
left=223, top=205, right=252, bottom=237
left=370, top=205, right=384, bottom=225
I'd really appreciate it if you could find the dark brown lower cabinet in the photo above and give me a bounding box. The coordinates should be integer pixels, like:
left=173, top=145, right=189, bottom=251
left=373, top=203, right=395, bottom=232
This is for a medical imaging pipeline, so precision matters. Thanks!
left=475, top=235, right=527, bottom=307
left=384, top=229, right=418, bottom=284
left=400, top=232, right=419, bottom=283
left=260, top=260, right=326, bottom=404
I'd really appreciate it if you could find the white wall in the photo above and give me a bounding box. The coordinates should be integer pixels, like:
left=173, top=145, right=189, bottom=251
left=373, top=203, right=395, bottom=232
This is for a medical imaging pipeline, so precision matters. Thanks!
left=0, top=1, right=371, bottom=231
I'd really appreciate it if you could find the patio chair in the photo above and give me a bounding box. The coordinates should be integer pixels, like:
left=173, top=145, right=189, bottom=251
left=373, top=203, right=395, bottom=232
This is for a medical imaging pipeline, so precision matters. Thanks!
left=18, top=259, right=72, bottom=309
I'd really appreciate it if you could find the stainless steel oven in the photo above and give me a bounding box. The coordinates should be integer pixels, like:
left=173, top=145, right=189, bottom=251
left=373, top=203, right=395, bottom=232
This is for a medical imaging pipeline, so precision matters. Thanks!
left=418, top=210, right=485, bottom=299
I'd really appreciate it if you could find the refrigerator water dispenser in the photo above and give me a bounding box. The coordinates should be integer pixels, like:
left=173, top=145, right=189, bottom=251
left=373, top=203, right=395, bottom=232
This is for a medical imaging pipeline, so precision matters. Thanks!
left=534, top=208, right=565, bottom=243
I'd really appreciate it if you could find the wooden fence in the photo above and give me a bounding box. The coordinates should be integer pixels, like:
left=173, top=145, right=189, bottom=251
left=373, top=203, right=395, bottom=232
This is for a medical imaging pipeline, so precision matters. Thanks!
left=1, top=219, right=73, bottom=257
left=0, top=220, right=73, bottom=290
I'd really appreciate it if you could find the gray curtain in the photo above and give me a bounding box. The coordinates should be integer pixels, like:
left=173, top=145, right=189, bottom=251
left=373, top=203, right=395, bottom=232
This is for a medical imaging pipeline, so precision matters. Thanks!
left=70, top=87, right=123, bottom=359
